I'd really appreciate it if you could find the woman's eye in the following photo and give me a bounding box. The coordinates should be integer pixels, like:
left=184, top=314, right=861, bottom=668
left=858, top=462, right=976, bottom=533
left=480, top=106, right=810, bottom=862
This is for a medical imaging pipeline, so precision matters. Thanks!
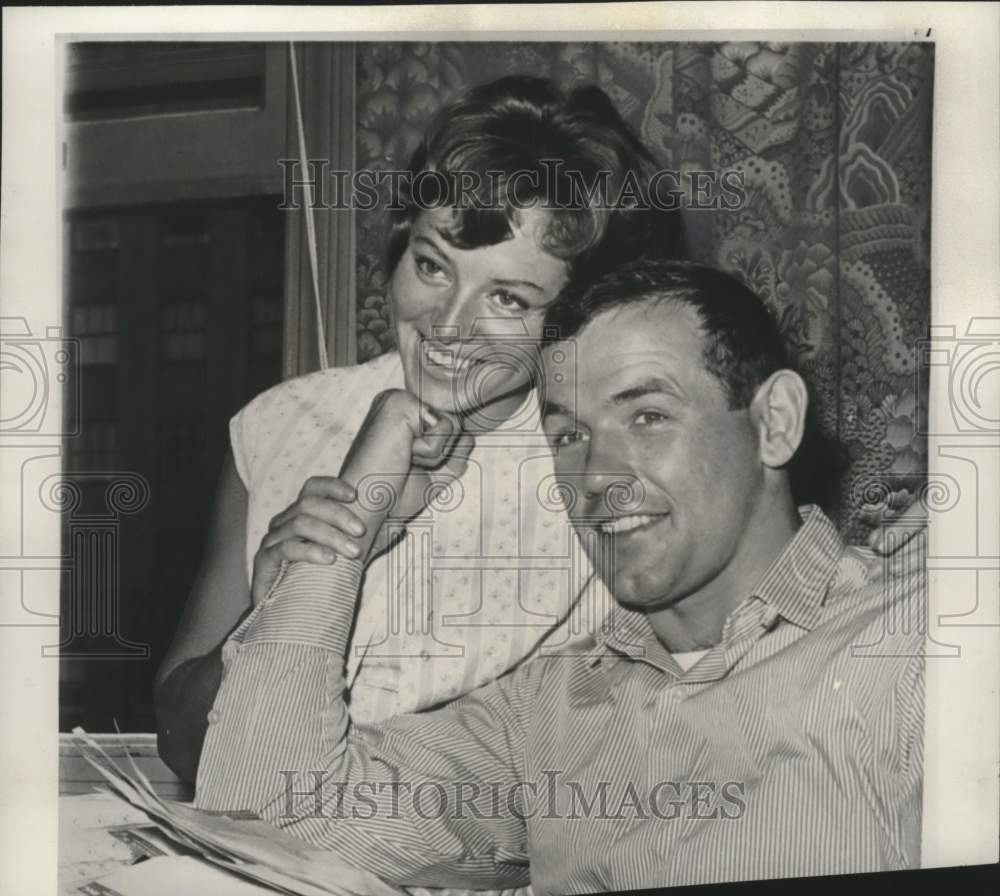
left=492, top=290, right=529, bottom=311
left=415, top=256, right=445, bottom=277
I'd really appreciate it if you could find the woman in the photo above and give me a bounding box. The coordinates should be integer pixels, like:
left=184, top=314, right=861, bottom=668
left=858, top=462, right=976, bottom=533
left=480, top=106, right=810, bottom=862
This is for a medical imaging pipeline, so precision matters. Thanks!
left=155, top=75, right=684, bottom=783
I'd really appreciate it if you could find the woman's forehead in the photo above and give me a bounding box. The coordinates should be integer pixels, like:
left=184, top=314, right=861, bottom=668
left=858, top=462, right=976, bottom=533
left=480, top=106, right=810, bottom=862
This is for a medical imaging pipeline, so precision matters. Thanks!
left=411, top=207, right=569, bottom=281
left=412, top=205, right=553, bottom=242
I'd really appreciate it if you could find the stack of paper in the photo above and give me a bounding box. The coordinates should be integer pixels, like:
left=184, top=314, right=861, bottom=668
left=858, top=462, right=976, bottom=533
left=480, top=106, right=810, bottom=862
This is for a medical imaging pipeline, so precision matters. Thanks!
left=60, top=792, right=183, bottom=895
left=70, top=728, right=406, bottom=896
left=77, top=856, right=293, bottom=895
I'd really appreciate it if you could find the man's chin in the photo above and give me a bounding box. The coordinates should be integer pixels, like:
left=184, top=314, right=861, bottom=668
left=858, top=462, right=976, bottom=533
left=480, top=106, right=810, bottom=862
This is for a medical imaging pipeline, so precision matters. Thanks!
left=610, top=580, right=655, bottom=606
left=591, top=563, right=677, bottom=612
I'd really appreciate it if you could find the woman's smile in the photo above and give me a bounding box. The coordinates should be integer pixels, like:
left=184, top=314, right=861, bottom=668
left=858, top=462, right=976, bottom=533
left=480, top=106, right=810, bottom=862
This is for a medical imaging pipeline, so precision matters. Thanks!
left=420, top=341, right=488, bottom=377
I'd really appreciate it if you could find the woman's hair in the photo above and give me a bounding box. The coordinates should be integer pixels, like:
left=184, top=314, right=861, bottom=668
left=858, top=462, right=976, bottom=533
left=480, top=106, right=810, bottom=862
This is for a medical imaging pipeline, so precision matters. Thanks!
left=386, top=75, right=686, bottom=282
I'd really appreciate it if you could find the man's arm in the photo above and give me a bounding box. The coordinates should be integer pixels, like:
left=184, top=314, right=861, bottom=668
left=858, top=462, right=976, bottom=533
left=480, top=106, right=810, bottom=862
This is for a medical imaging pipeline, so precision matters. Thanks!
left=889, top=651, right=925, bottom=866
left=194, top=557, right=534, bottom=890
left=194, top=559, right=358, bottom=810
left=155, top=450, right=252, bottom=782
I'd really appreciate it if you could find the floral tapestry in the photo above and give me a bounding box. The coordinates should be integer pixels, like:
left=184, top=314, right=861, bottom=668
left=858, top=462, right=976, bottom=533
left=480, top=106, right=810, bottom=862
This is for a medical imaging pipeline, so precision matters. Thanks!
left=354, top=42, right=933, bottom=543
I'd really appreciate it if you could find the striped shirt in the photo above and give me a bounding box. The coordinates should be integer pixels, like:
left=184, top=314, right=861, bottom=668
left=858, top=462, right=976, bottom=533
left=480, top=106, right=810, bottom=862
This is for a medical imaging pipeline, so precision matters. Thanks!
left=196, top=507, right=925, bottom=893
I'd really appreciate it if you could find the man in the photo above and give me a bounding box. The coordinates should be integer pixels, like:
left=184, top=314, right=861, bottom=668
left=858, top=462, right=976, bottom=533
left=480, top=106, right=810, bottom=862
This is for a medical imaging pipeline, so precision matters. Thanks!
left=196, top=260, right=925, bottom=893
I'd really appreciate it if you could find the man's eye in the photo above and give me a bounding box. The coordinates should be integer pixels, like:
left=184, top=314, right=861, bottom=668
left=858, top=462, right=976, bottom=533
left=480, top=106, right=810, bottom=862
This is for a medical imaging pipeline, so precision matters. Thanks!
left=634, top=410, right=670, bottom=426
left=415, top=256, right=445, bottom=277
left=551, top=430, right=586, bottom=449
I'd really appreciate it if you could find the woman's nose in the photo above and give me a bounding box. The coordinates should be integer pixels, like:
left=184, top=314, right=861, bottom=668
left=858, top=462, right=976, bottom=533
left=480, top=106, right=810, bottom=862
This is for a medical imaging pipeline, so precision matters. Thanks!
left=429, top=287, right=475, bottom=341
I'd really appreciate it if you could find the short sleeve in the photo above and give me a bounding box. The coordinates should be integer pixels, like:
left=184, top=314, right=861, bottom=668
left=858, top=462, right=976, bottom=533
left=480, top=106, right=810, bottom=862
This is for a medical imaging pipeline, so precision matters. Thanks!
left=229, top=403, right=253, bottom=488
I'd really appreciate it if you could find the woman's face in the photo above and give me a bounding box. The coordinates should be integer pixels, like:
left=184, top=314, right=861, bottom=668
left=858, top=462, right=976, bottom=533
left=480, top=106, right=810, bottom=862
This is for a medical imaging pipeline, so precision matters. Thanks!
left=390, top=206, right=570, bottom=418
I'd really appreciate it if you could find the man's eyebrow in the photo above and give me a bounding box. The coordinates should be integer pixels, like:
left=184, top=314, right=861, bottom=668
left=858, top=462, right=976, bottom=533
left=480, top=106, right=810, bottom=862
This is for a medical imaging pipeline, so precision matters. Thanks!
left=611, top=376, right=687, bottom=405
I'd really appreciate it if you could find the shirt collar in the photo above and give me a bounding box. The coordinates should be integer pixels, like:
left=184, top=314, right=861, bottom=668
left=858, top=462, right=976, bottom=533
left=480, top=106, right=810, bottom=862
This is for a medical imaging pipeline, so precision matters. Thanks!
left=586, top=504, right=844, bottom=667
left=750, top=505, right=843, bottom=631
left=585, top=602, right=656, bottom=667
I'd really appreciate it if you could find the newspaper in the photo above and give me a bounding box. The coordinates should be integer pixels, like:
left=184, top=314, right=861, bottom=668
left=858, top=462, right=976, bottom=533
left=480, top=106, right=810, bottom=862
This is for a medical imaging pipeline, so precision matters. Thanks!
left=77, top=856, right=284, bottom=895
left=59, top=795, right=185, bottom=895
left=70, top=729, right=406, bottom=896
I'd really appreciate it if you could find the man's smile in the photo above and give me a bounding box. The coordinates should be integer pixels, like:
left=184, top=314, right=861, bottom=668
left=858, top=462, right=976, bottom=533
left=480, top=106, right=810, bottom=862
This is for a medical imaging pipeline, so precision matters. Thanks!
left=597, top=512, right=670, bottom=537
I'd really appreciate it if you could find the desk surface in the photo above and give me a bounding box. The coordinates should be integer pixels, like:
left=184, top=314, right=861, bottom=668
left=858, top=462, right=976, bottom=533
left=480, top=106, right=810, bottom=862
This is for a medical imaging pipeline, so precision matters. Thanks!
left=59, top=732, right=194, bottom=802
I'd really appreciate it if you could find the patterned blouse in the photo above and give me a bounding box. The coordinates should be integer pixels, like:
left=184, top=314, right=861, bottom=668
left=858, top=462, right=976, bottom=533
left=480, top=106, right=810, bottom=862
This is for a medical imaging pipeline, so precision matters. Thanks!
left=230, top=353, right=608, bottom=722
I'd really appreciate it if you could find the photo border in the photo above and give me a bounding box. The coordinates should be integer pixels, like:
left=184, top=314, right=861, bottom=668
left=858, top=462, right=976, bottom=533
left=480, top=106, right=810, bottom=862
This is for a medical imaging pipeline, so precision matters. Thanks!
left=2, top=4, right=997, bottom=894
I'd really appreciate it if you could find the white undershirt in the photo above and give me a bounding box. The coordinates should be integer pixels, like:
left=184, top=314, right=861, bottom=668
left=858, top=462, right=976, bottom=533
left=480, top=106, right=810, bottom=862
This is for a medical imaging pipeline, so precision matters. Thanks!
left=672, top=649, right=710, bottom=672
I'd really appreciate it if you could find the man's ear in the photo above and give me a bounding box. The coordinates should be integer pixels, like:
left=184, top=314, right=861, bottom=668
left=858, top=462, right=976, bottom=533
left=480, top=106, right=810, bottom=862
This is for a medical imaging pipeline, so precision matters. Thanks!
left=749, top=370, right=808, bottom=468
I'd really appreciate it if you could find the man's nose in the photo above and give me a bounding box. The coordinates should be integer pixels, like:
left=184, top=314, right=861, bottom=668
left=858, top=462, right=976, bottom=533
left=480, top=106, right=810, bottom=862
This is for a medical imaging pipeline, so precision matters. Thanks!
left=580, top=441, right=644, bottom=517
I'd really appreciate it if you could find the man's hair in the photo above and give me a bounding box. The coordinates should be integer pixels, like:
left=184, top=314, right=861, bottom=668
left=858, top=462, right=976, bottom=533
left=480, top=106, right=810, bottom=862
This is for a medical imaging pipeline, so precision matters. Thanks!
left=545, top=258, right=790, bottom=409
left=387, top=75, right=686, bottom=280
left=545, top=258, right=846, bottom=508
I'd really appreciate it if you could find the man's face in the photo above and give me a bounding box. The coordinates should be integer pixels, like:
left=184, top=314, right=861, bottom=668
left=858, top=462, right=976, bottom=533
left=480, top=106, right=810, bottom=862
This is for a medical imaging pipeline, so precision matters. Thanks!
left=542, top=300, right=766, bottom=612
